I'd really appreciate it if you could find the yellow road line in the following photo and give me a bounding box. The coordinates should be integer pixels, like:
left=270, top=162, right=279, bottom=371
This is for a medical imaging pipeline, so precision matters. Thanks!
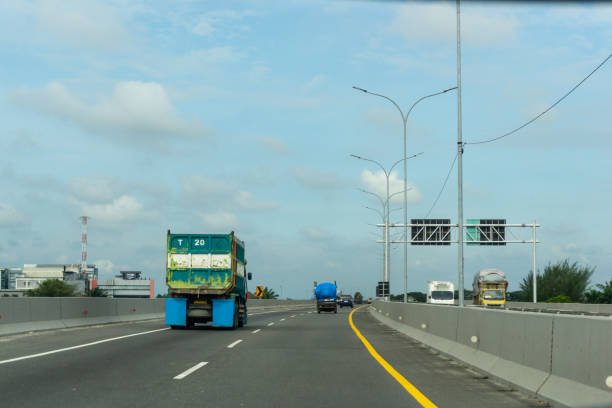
left=349, top=306, right=438, bottom=408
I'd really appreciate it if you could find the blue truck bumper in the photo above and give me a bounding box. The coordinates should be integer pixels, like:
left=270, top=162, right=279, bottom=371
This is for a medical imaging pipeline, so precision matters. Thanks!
left=165, top=298, right=187, bottom=326
left=212, top=299, right=235, bottom=327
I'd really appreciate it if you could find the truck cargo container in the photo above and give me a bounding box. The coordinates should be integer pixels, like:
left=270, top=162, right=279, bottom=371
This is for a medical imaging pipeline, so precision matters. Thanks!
left=472, top=268, right=508, bottom=307
left=165, top=230, right=251, bottom=329
left=315, top=282, right=337, bottom=313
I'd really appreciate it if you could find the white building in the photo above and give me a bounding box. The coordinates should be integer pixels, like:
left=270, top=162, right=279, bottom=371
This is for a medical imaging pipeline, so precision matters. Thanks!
left=15, top=264, right=66, bottom=291
left=14, top=264, right=94, bottom=294
left=97, top=271, right=153, bottom=298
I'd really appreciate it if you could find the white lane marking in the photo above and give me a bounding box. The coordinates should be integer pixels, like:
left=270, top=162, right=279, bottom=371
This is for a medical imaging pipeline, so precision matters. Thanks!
left=0, top=328, right=170, bottom=365
left=280, top=318, right=286, bottom=321
left=267, top=322, right=274, bottom=326
left=227, top=339, right=243, bottom=349
left=174, top=362, right=208, bottom=380
left=252, top=329, right=261, bottom=334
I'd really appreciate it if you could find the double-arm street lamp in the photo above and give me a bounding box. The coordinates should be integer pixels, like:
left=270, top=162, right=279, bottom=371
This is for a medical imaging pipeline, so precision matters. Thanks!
left=353, top=86, right=457, bottom=303
left=351, top=153, right=422, bottom=302
left=359, top=188, right=410, bottom=300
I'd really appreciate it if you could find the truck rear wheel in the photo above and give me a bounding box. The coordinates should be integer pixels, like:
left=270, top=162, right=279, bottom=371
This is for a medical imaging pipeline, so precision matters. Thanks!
left=232, top=304, right=239, bottom=329
left=238, top=302, right=245, bottom=328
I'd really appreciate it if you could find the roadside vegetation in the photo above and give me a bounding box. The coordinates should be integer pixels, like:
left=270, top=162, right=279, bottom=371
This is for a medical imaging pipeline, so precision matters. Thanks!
left=25, top=279, right=76, bottom=297
left=260, top=287, right=279, bottom=299
left=85, top=287, right=107, bottom=297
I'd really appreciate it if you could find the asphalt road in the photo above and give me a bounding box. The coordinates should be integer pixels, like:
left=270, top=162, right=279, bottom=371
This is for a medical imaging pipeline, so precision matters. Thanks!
left=0, top=305, right=548, bottom=408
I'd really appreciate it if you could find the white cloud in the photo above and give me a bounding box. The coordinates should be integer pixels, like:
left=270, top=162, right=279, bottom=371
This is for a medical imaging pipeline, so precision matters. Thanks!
left=235, top=191, right=278, bottom=211
left=258, top=136, right=289, bottom=154
left=545, top=5, right=612, bottom=27
left=77, top=195, right=156, bottom=224
left=13, top=81, right=209, bottom=146
left=191, top=9, right=255, bottom=37
left=292, top=167, right=342, bottom=190
left=184, top=176, right=277, bottom=212
left=93, top=259, right=115, bottom=279
left=192, top=19, right=214, bottom=36
left=26, top=0, right=132, bottom=51
left=0, top=202, right=27, bottom=227
left=360, top=169, right=422, bottom=204
left=177, top=47, right=242, bottom=68
left=301, top=227, right=329, bottom=241
left=70, top=176, right=123, bottom=203
left=390, top=3, right=519, bottom=47
left=304, top=74, right=327, bottom=91
left=199, top=211, right=238, bottom=229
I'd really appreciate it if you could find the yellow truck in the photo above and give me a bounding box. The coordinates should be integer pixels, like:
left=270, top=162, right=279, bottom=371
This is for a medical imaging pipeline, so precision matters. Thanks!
left=472, top=268, right=508, bottom=307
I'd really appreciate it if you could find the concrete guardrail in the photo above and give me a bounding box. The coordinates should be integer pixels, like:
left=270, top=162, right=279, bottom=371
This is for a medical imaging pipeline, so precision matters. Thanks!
left=0, top=298, right=312, bottom=337
left=371, top=300, right=612, bottom=408
left=505, top=301, right=612, bottom=315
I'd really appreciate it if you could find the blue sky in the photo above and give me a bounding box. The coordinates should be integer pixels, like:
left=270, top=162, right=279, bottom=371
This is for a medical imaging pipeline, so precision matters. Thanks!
left=0, top=0, right=611, bottom=298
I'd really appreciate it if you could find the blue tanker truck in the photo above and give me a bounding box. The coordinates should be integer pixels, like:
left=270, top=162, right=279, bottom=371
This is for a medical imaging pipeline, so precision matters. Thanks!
left=315, top=282, right=337, bottom=313
left=165, top=230, right=251, bottom=329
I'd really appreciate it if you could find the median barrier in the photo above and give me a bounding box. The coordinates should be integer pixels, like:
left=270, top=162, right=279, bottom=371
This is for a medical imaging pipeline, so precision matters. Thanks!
left=0, top=298, right=312, bottom=337
left=0, top=298, right=65, bottom=335
left=371, top=300, right=612, bottom=408
left=506, top=302, right=612, bottom=315
left=116, top=298, right=164, bottom=322
left=538, top=314, right=612, bottom=407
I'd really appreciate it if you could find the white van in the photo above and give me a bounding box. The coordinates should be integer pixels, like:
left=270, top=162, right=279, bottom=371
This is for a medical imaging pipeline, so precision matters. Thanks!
left=427, top=281, right=455, bottom=304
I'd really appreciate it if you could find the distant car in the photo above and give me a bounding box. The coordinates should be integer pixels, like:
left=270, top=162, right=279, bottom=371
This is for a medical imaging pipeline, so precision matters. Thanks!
left=339, top=296, right=353, bottom=308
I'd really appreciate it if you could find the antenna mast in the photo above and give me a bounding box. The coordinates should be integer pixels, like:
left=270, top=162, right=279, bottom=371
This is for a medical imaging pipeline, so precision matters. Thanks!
left=80, top=216, right=89, bottom=273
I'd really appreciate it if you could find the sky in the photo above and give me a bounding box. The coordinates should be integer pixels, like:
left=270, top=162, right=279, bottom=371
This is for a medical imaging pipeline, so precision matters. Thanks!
left=0, top=0, right=611, bottom=299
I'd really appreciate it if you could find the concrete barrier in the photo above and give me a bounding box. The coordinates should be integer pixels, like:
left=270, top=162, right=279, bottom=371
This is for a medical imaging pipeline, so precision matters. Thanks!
left=371, top=300, right=612, bottom=408
left=0, top=298, right=164, bottom=336
left=506, top=301, right=612, bottom=315
left=0, top=298, right=65, bottom=335
left=0, top=298, right=311, bottom=337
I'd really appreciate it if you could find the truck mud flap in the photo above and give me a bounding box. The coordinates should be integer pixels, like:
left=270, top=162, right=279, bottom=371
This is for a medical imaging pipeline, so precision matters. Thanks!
left=166, top=298, right=187, bottom=326
left=212, top=299, right=235, bottom=328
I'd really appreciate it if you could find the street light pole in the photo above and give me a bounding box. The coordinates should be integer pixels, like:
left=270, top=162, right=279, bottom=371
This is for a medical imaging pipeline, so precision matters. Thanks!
left=359, top=189, right=388, bottom=291
left=352, top=153, right=422, bottom=301
left=363, top=205, right=386, bottom=286
left=359, top=187, right=412, bottom=301
left=456, top=0, right=465, bottom=307
left=353, top=86, right=456, bottom=303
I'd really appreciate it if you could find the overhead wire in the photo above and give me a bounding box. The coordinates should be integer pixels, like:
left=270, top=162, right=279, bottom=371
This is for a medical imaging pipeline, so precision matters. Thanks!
left=418, top=54, right=611, bottom=219
left=423, top=152, right=459, bottom=218
left=465, top=53, right=612, bottom=145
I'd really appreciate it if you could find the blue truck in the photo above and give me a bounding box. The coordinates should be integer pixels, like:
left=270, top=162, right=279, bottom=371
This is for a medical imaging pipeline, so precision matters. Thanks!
left=315, top=282, right=337, bottom=313
left=165, top=230, right=251, bottom=329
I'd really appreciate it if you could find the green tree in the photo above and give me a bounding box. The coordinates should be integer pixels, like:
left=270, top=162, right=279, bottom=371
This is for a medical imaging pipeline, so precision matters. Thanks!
left=86, top=287, right=107, bottom=297
left=25, top=279, right=76, bottom=297
left=507, top=290, right=524, bottom=301
left=453, top=289, right=473, bottom=301
left=261, top=287, right=279, bottom=299
left=390, top=292, right=428, bottom=302
left=519, top=259, right=594, bottom=302
left=584, top=279, right=612, bottom=304
left=545, top=294, right=572, bottom=303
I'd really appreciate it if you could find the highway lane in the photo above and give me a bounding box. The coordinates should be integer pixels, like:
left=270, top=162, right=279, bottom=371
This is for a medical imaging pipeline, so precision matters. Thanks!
left=0, top=305, right=548, bottom=408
